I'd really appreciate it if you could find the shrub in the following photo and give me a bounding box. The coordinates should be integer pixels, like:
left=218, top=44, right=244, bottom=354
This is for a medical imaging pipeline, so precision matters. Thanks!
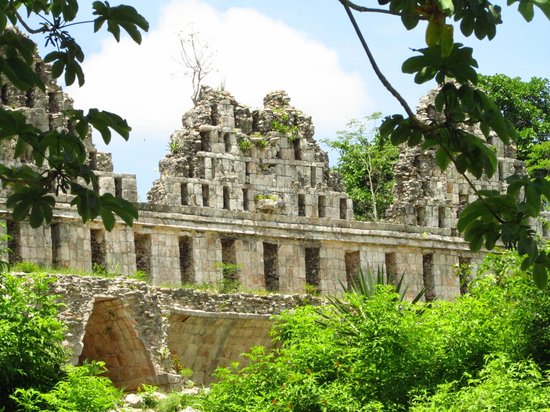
left=12, top=261, right=42, bottom=273
left=11, top=361, right=122, bottom=412
left=200, top=267, right=550, bottom=411
left=0, top=273, right=66, bottom=410
left=411, top=354, right=550, bottom=411
left=157, top=392, right=196, bottom=412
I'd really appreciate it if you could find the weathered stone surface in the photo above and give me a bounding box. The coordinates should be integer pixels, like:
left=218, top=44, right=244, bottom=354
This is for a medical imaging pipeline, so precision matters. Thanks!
left=1, top=38, right=549, bottom=394
left=386, top=88, right=524, bottom=234
left=28, top=274, right=322, bottom=388
left=147, top=86, right=342, bottom=215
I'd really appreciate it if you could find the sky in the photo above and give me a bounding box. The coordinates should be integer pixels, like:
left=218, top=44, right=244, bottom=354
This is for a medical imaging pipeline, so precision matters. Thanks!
left=31, top=0, right=550, bottom=199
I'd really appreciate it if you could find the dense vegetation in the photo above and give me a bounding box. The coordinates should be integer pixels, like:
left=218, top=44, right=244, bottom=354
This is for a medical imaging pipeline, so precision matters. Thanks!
left=328, top=75, right=550, bottom=222
left=324, top=114, right=399, bottom=221
left=478, top=74, right=550, bottom=173
left=199, top=249, right=550, bottom=411
left=2, top=226, right=549, bottom=411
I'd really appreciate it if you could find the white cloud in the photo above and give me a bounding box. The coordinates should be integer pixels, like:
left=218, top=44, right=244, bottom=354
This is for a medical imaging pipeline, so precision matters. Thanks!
left=68, top=0, right=372, bottom=195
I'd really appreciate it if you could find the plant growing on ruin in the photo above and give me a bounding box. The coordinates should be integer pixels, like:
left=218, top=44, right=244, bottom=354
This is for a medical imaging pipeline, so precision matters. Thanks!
left=175, top=30, right=216, bottom=105
left=0, top=2, right=147, bottom=231
left=138, top=384, right=160, bottom=409
left=304, top=282, right=320, bottom=296
left=129, top=270, right=149, bottom=283
left=271, top=119, right=300, bottom=142
left=12, top=261, right=43, bottom=273
left=238, top=137, right=253, bottom=154
left=252, top=136, right=269, bottom=149
left=167, top=140, right=182, bottom=155
left=324, top=114, right=399, bottom=221
left=254, top=194, right=279, bottom=202
left=339, top=0, right=550, bottom=287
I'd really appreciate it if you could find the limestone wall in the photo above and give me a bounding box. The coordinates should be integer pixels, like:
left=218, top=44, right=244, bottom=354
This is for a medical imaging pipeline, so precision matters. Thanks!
left=1, top=202, right=483, bottom=300
left=386, top=89, right=524, bottom=232
left=1, top=74, right=547, bottom=303
left=43, top=275, right=320, bottom=388
left=147, top=88, right=350, bottom=220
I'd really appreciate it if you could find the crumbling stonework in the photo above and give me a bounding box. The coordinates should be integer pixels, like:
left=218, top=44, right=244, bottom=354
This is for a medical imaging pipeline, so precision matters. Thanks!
left=45, top=274, right=320, bottom=387
left=147, top=87, right=348, bottom=219
left=1, top=49, right=549, bottom=391
left=2, top=84, right=548, bottom=301
left=386, top=89, right=525, bottom=234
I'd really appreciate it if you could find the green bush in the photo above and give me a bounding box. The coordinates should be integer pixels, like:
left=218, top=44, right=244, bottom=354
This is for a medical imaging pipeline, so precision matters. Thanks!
left=200, top=267, right=550, bottom=411
left=157, top=392, right=196, bottom=412
left=12, top=261, right=43, bottom=273
left=411, top=354, right=550, bottom=411
left=11, top=361, right=122, bottom=412
left=0, top=273, right=66, bottom=410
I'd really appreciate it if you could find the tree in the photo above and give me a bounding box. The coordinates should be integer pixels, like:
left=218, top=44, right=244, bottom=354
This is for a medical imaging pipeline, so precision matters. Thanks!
left=526, top=141, right=550, bottom=178
left=478, top=74, right=550, bottom=163
left=0, top=1, right=149, bottom=232
left=478, top=74, right=550, bottom=178
left=175, top=30, right=216, bottom=105
left=323, top=114, right=399, bottom=221
left=339, top=0, right=550, bottom=288
left=0, top=272, right=66, bottom=410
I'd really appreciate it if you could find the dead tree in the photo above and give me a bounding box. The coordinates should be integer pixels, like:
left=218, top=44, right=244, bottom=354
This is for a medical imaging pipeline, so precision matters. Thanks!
left=176, top=31, right=216, bottom=105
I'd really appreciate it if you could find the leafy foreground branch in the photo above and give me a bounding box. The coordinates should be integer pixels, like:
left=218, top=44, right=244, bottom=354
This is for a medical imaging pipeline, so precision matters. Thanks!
left=339, top=0, right=550, bottom=287
left=200, top=251, right=550, bottom=411
left=0, top=1, right=149, bottom=231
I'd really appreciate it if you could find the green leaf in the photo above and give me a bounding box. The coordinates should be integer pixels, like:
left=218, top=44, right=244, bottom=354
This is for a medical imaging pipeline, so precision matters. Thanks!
left=460, top=14, right=474, bottom=36
left=100, top=208, right=116, bottom=231
left=86, top=109, right=131, bottom=143
left=518, top=1, right=535, bottom=21
left=436, top=0, right=455, bottom=15
left=426, top=19, right=440, bottom=48
left=435, top=149, right=450, bottom=170
left=533, top=0, right=550, bottom=19
left=440, top=24, right=454, bottom=57
left=92, top=1, right=149, bottom=44
left=533, top=262, right=548, bottom=289
left=0, top=57, right=44, bottom=91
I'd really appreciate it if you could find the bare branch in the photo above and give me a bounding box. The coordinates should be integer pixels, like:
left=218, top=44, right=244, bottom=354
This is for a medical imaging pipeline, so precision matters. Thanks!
left=342, top=0, right=427, bottom=20
left=15, top=11, right=46, bottom=34
left=175, top=31, right=216, bottom=105
left=339, top=1, right=418, bottom=121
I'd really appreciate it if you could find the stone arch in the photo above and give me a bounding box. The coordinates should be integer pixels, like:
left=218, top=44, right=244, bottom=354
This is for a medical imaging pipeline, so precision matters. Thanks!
left=78, top=297, right=157, bottom=390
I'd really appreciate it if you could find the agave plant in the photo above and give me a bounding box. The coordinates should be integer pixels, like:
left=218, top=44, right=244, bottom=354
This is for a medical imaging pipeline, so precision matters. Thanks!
left=344, top=266, right=426, bottom=303
left=319, top=267, right=427, bottom=330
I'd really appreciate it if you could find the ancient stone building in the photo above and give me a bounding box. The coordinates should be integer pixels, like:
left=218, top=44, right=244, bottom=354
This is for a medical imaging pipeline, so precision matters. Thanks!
left=43, top=274, right=319, bottom=389
left=2, top=53, right=549, bottom=389
left=2, top=80, right=549, bottom=303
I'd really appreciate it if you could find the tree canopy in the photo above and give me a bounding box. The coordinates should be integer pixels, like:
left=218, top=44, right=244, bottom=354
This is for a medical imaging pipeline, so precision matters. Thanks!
left=478, top=74, right=550, bottom=177
left=323, top=114, right=399, bottom=221
left=0, top=1, right=149, bottom=231
left=340, top=0, right=550, bottom=287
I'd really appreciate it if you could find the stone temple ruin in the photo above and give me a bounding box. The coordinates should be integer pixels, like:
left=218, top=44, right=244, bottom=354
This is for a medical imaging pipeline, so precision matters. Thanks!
left=1, top=53, right=549, bottom=388
left=3, top=82, right=547, bottom=298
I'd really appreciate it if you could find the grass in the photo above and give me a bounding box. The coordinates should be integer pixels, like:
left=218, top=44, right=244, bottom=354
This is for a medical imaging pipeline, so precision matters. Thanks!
left=10, top=261, right=123, bottom=279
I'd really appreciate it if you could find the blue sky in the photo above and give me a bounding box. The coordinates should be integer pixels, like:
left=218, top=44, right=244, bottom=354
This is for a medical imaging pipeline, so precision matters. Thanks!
left=35, top=0, right=549, bottom=199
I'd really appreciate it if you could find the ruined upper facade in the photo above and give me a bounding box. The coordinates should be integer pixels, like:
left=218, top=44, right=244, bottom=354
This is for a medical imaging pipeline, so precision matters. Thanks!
left=1, top=63, right=549, bottom=301
left=147, top=86, right=349, bottom=220
left=386, top=90, right=528, bottom=232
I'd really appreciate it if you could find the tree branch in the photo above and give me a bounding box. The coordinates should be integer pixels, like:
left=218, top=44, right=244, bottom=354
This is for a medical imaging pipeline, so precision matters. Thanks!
left=342, top=0, right=428, bottom=20
left=15, top=11, right=46, bottom=34
left=434, top=128, right=506, bottom=224
left=339, top=1, right=418, bottom=120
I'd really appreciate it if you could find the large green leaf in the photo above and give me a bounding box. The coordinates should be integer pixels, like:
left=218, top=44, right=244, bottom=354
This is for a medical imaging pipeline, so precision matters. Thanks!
left=92, top=1, right=149, bottom=44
